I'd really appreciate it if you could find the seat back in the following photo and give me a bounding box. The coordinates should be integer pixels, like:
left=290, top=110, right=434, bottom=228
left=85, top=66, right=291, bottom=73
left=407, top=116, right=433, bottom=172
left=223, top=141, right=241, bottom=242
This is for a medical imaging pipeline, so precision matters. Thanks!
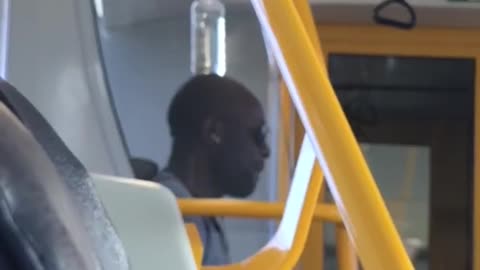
left=92, top=174, right=197, bottom=270
left=0, top=79, right=129, bottom=270
left=0, top=101, right=101, bottom=270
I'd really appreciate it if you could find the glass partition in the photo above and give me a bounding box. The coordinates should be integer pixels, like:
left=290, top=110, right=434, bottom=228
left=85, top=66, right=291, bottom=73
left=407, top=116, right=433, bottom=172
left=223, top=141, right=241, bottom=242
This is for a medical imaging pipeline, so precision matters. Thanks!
left=363, top=143, right=430, bottom=269
left=327, top=54, right=475, bottom=270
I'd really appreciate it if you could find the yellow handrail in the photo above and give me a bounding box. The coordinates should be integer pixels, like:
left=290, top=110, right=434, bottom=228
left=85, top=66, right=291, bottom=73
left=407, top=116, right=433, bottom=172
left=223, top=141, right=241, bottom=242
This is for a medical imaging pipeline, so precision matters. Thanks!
left=278, top=81, right=293, bottom=201
left=290, top=2, right=327, bottom=270
left=336, top=225, right=358, bottom=270
left=185, top=223, right=204, bottom=268
left=204, top=136, right=323, bottom=270
left=178, top=200, right=341, bottom=223
left=254, top=0, right=413, bottom=269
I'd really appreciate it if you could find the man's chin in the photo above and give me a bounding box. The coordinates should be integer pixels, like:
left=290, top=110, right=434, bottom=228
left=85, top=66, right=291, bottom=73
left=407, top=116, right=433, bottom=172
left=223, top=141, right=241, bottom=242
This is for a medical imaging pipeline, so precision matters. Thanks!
left=227, top=182, right=257, bottom=198
left=222, top=172, right=259, bottom=198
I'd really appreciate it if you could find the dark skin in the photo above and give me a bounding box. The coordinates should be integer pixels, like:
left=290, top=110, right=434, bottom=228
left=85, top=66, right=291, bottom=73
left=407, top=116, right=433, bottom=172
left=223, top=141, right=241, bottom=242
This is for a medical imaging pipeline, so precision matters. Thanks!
left=166, top=89, right=270, bottom=198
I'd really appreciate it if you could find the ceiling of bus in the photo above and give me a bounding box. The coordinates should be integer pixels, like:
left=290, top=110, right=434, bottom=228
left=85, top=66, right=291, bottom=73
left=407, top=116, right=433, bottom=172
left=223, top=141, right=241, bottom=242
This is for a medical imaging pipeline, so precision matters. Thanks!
left=101, top=0, right=480, bottom=28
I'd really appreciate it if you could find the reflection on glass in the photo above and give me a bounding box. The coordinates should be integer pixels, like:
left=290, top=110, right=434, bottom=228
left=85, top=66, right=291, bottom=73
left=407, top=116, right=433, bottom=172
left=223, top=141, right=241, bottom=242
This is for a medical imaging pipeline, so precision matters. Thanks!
left=324, top=144, right=430, bottom=270
left=361, top=144, right=430, bottom=260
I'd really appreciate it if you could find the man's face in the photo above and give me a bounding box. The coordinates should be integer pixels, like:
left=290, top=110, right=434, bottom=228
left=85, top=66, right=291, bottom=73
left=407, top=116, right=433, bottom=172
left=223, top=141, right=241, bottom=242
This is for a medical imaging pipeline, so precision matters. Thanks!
left=209, top=102, right=270, bottom=198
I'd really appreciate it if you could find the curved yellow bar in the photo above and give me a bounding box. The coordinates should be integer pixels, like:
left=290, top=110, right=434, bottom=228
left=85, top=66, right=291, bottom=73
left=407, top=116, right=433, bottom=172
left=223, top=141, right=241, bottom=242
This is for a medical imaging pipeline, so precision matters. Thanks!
left=185, top=223, right=204, bottom=268
left=204, top=136, right=323, bottom=270
left=178, top=200, right=341, bottom=223
left=255, top=0, right=413, bottom=269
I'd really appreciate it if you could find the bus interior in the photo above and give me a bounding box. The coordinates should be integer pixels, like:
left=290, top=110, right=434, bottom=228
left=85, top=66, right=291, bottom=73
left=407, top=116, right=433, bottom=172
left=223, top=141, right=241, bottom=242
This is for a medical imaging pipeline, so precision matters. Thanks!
left=1, top=0, right=480, bottom=270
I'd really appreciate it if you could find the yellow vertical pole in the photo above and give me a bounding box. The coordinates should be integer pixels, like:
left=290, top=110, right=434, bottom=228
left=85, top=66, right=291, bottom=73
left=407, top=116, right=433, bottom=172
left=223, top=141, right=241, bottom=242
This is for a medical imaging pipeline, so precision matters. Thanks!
left=279, top=76, right=303, bottom=270
left=291, top=1, right=326, bottom=270
left=256, top=0, right=413, bottom=269
left=336, top=225, right=358, bottom=270
left=294, top=115, right=305, bottom=158
left=277, top=77, right=298, bottom=270
left=299, top=200, right=325, bottom=269
left=278, top=80, right=293, bottom=202
left=474, top=58, right=480, bottom=270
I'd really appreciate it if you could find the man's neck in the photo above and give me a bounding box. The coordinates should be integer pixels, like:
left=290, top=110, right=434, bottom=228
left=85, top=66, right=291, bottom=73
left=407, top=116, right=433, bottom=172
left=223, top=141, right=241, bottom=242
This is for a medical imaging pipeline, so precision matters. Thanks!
left=166, top=145, right=219, bottom=198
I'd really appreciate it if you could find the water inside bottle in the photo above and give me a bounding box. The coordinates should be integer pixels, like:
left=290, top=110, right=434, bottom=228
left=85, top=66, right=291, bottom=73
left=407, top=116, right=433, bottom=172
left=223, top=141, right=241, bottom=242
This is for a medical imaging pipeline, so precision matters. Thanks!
left=191, top=2, right=226, bottom=76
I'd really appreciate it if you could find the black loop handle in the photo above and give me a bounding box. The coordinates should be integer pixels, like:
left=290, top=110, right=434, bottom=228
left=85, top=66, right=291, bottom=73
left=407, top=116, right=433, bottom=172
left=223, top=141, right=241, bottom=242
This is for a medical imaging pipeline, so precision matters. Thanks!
left=374, top=0, right=417, bottom=30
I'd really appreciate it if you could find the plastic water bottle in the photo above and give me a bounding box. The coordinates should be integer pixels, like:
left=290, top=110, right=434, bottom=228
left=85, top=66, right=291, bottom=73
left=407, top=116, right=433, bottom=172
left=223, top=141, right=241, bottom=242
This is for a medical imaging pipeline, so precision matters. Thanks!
left=190, top=0, right=226, bottom=76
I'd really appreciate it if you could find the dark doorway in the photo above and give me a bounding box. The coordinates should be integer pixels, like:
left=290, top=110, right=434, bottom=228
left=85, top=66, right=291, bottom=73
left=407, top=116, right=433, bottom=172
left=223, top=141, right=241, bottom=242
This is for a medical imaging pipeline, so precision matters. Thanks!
left=328, top=54, right=475, bottom=270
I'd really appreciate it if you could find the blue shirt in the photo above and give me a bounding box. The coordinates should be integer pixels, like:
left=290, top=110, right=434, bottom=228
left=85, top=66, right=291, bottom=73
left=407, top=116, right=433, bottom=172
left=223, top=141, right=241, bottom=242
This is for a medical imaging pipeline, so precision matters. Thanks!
left=154, top=171, right=231, bottom=266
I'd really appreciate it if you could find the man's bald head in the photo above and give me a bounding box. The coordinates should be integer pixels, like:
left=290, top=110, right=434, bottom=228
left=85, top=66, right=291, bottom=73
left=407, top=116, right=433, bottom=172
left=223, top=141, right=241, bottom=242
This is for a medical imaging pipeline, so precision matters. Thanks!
left=167, top=74, right=270, bottom=198
left=168, top=74, right=260, bottom=143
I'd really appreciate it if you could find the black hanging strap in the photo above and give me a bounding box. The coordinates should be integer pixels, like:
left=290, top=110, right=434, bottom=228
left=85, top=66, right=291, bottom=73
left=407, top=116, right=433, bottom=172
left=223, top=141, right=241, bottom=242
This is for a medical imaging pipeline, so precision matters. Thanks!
left=374, top=0, right=417, bottom=30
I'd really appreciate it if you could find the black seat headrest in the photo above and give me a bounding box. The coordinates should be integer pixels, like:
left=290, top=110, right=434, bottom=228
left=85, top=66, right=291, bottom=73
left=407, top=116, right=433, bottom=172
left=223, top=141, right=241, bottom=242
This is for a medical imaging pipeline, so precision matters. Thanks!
left=130, top=157, right=159, bottom=181
left=0, top=102, right=101, bottom=270
left=0, top=79, right=129, bottom=269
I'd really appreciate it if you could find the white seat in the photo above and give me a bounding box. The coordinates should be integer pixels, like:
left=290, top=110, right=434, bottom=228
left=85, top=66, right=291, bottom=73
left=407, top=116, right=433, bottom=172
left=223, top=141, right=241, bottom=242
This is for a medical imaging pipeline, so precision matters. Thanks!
left=92, top=174, right=197, bottom=270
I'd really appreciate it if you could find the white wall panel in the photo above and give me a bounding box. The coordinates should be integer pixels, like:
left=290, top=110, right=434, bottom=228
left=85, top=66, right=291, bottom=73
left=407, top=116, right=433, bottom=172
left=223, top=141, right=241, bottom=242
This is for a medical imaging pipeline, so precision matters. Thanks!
left=7, top=0, right=132, bottom=176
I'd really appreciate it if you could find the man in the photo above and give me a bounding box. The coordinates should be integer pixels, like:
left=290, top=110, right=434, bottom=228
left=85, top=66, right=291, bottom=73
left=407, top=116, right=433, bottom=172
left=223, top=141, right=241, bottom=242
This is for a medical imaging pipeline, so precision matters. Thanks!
left=155, top=74, right=270, bottom=265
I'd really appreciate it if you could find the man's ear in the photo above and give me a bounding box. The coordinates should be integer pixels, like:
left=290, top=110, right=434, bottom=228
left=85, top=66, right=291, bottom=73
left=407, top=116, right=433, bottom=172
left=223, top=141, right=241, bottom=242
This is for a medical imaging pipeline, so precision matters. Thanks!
left=202, top=117, right=224, bottom=145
